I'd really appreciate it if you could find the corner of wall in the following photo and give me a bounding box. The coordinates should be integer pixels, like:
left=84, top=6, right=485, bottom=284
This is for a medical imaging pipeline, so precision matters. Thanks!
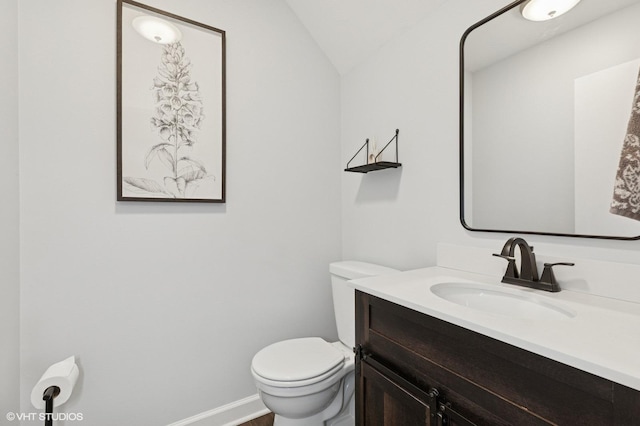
left=0, top=0, right=21, bottom=421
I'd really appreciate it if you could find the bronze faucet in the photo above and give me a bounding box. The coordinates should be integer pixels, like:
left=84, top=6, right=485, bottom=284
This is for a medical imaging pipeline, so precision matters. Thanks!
left=493, top=237, right=574, bottom=292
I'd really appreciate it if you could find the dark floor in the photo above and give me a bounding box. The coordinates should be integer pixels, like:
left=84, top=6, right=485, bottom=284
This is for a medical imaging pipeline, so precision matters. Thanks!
left=238, top=412, right=274, bottom=426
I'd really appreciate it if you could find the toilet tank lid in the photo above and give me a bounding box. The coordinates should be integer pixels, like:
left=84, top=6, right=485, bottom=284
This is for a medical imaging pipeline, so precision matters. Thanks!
left=330, top=261, right=399, bottom=280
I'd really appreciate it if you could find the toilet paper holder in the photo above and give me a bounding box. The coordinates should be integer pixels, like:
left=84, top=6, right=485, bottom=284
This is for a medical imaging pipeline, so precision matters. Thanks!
left=42, top=386, right=60, bottom=426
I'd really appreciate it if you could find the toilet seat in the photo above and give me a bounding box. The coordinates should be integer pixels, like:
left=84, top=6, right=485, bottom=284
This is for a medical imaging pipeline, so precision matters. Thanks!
left=252, top=337, right=346, bottom=387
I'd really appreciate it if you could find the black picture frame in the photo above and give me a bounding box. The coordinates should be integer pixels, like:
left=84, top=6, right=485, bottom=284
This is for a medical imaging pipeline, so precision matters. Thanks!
left=117, top=0, right=226, bottom=202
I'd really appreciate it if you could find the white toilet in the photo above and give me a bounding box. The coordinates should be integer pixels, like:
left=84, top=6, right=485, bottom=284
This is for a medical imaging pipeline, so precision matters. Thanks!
left=251, top=261, right=399, bottom=426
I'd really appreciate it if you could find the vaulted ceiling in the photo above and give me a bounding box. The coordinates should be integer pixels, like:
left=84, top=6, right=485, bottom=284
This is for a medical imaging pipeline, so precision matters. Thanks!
left=284, top=0, right=447, bottom=74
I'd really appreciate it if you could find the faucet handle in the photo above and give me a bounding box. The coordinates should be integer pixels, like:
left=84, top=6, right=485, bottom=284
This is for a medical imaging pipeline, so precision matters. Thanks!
left=539, top=262, right=575, bottom=292
left=492, top=253, right=515, bottom=260
left=492, top=253, right=518, bottom=279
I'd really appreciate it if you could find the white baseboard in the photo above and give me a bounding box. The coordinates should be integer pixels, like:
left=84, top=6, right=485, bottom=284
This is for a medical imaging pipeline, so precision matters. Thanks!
left=167, top=394, right=270, bottom=426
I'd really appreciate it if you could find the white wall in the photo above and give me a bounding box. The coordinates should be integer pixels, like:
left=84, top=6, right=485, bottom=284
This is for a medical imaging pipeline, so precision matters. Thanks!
left=0, top=0, right=20, bottom=422
left=471, top=35, right=576, bottom=233
left=18, top=1, right=341, bottom=424
left=341, top=0, right=640, bottom=277
left=341, top=0, right=485, bottom=270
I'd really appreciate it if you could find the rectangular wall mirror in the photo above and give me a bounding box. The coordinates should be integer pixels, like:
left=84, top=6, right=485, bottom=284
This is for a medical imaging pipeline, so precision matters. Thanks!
left=460, top=0, right=640, bottom=239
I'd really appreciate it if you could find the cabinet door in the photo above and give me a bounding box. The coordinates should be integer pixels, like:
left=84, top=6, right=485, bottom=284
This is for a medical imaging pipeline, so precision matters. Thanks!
left=358, top=359, right=433, bottom=426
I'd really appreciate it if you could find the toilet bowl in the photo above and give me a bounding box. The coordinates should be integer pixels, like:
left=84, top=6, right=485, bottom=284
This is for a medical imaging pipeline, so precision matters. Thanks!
left=252, top=338, right=355, bottom=425
left=251, top=261, right=399, bottom=425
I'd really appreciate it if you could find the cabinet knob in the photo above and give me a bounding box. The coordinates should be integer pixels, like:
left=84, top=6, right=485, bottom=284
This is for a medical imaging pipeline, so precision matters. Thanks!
left=428, top=387, right=440, bottom=399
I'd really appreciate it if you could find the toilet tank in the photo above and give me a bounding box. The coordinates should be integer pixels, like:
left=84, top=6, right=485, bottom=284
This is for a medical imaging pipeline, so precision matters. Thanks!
left=330, top=261, right=399, bottom=349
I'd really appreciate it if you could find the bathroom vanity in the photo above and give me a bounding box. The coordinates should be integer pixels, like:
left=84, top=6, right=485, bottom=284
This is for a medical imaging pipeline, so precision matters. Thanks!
left=350, top=266, right=640, bottom=425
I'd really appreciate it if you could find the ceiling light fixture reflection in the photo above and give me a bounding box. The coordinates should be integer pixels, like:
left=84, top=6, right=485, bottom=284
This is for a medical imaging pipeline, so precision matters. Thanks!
left=520, top=0, right=582, bottom=22
left=132, top=16, right=182, bottom=44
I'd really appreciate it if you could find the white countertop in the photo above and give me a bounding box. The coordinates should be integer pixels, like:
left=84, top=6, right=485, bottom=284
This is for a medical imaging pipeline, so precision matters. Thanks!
left=349, top=266, right=640, bottom=391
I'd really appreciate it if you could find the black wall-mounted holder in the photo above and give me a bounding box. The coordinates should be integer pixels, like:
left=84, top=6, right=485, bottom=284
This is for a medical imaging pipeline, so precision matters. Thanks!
left=345, top=129, right=402, bottom=173
left=42, top=386, right=60, bottom=426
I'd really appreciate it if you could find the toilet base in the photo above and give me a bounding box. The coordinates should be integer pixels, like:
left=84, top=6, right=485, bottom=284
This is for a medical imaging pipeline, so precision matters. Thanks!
left=273, top=412, right=354, bottom=426
left=326, top=397, right=355, bottom=426
left=272, top=396, right=354, bottom=426
left=273, top=411, right=324, bottom=426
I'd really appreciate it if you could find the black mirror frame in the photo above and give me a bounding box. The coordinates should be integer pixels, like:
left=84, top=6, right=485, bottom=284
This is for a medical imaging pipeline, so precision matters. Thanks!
left=459, top=0, right=640, bottom=241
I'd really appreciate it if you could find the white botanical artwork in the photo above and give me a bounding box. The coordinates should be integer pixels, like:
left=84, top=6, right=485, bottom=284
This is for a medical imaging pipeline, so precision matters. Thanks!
left=118, top=1, right=225, bottom=202
left=125, top=42, right=210, bottom=198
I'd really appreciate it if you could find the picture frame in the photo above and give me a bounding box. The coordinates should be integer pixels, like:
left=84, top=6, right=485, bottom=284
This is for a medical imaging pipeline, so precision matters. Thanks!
left=117, top=0, right=226, bottom=202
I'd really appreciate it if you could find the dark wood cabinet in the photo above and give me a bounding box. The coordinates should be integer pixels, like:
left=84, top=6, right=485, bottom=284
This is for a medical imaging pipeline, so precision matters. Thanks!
left=355, top=291, right=640, bottom=425
left=360, top=359, right=432, bottom=425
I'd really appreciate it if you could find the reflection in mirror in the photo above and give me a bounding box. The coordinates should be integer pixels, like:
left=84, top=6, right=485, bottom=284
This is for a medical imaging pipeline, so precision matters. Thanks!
left=460, top=0, right=640, bottom=239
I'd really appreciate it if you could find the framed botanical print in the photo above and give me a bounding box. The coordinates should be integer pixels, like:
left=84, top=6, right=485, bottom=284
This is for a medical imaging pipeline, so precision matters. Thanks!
left=117, top=0, right=226, bottom=202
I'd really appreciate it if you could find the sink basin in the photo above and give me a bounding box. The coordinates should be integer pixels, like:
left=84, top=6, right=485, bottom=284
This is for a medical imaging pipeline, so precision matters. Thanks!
left=430, top=282, right=576, bottom=320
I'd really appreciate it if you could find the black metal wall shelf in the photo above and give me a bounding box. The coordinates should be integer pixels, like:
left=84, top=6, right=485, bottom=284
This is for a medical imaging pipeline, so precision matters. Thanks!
left=345, top=129, right=401, bottom=173
left=345, top=161, right=402, bottom=173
